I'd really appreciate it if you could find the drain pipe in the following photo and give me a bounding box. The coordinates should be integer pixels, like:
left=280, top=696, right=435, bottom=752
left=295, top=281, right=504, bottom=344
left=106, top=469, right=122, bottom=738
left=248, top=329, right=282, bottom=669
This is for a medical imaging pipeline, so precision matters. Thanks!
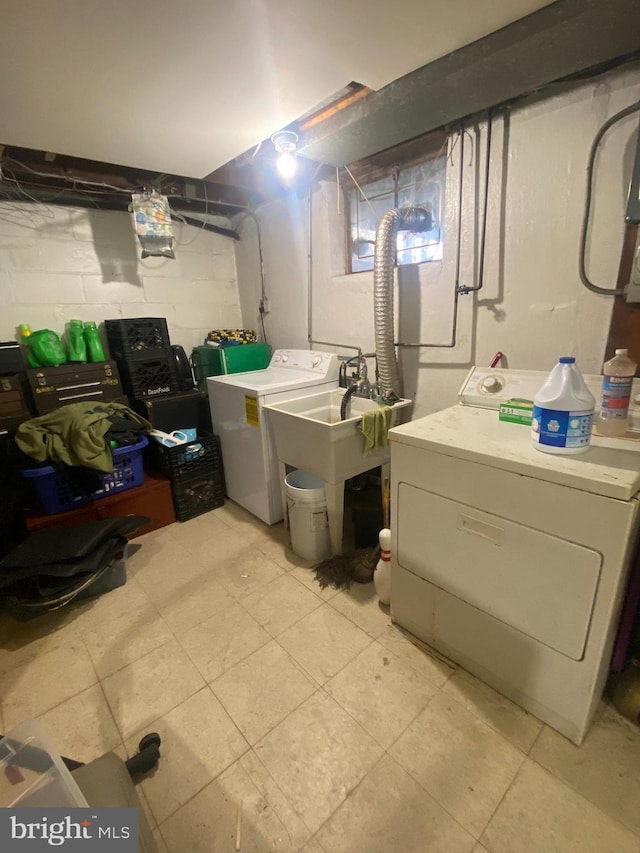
left=374, top=206, right=432, bottom=402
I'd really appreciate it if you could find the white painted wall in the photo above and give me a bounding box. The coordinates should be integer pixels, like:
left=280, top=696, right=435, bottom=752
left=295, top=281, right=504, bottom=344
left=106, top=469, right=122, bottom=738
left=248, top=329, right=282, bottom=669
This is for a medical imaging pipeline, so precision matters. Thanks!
left=235, top=64, right=640, bottom=417
left=0, top=205, right=241, bottom=355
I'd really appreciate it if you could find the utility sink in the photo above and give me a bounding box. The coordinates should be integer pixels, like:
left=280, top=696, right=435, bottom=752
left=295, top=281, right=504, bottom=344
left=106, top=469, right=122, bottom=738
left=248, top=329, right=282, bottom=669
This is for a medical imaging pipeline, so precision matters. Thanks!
left=266, top=388, right=411, bottom=556
left=265, top=388, right=411, bottom=485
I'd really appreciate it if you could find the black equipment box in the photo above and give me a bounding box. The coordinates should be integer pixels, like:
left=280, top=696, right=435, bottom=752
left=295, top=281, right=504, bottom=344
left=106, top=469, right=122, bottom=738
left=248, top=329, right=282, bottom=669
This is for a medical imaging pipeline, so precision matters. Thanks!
left=27, top=361, right=123, bottom=414
left=132, top=390, right=212, bottom=433
left=0, top=341, right=25, bottom=376
left=0, top=374, right=33, bottom=432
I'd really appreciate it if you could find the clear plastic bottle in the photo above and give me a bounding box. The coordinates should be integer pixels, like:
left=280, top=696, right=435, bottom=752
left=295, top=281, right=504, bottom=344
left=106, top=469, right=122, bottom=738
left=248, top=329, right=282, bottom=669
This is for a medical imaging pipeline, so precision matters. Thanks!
left=531, top=357, right=595, bottom=455
left=597, top=349, right=637, bottom=437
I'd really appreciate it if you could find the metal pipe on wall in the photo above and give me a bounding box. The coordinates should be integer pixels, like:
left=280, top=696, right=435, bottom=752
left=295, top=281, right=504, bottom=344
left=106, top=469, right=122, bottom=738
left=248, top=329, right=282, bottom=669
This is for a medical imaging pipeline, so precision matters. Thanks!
left=307, top=180, right=367, bottom=357
left=306, top=119, right=492, bottom=370
left=395, top=115, right=493, bottom=350
left=396, top=128, right=464, bottom=350
left=456, top=110, right=492, bottom=296
left=235, top=211, right=267, bottom=302
left=235, top=210, right=269, bottom=344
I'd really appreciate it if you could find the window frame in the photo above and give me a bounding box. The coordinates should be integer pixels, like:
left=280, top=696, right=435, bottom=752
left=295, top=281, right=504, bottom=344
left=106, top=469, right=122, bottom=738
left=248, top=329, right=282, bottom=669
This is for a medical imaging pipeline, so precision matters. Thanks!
left=342, top=129, right=448, bottom=275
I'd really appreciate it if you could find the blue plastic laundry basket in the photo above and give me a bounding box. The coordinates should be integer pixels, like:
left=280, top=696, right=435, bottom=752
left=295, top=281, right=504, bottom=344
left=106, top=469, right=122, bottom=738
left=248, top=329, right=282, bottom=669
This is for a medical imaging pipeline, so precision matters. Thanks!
left=23, top=437, right=148, bottom=514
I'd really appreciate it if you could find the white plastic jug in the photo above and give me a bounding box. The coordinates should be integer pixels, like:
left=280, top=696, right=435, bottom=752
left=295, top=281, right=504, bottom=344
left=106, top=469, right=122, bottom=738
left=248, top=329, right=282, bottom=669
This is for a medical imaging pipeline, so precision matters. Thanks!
left=531, top=357, right=595, bottom=455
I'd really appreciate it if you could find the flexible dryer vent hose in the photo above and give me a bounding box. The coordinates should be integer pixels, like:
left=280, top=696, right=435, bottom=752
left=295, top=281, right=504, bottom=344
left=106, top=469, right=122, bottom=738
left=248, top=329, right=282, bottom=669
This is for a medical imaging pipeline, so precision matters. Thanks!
left=374, top=207, right=432, bottom=402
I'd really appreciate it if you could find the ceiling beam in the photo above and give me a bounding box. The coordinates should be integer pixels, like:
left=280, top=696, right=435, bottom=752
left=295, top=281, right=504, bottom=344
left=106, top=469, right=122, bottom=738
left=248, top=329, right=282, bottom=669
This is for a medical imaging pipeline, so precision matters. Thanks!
left=1, top=148, right=256, bottom=212
left=168, top=214, right=239, bottom=241
left=298, top=0, right=640, bottom=166
left=299, top=85, right=373, bottom=132
left=0, top=184, right=239, bottom=239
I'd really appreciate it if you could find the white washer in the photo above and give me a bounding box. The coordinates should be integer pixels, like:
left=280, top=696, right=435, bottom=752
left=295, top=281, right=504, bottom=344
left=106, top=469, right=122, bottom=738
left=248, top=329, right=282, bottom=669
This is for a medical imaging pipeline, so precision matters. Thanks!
left=207, top=349, right=339, bottom=525
left=390, top=367, right=640, bottom=744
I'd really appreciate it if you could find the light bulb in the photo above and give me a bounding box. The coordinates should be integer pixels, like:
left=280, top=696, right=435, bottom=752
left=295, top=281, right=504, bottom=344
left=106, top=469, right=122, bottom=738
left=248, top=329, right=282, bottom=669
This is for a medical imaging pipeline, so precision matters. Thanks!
left=277, top=151, right=297, bottom=179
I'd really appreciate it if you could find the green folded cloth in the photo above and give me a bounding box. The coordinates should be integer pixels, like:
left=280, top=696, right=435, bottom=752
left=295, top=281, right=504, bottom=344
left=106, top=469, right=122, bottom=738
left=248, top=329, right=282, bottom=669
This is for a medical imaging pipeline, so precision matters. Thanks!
left=358, top=406, right=392, bottom=455
left=16, top=401, right=150, bottom=473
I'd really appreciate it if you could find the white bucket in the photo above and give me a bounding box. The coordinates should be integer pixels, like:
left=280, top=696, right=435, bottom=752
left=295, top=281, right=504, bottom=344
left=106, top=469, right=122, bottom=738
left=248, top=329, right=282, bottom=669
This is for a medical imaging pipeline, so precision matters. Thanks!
left=285, top=470, right=331, bottom=562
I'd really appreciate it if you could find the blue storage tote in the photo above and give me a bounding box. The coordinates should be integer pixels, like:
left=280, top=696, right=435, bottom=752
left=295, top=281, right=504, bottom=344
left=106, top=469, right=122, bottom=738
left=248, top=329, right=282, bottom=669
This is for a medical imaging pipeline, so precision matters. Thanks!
left=24, top=437, right=148, bottom=515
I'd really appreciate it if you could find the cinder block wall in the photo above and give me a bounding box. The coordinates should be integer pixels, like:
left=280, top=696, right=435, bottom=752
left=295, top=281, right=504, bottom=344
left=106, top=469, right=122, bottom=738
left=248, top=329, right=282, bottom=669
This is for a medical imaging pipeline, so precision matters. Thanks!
left=0, top=204, right=241, bottom=354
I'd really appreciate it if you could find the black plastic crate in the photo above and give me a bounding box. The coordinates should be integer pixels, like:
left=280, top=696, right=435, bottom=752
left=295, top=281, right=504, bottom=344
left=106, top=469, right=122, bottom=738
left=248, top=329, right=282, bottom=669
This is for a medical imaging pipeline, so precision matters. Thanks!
left=172, top=469, right=225, bottom=521
left=155, top=432, right=223, bottom=482
left=105, top=318, right=171, bottom=360
left=117, top=355, right=180, bottom=400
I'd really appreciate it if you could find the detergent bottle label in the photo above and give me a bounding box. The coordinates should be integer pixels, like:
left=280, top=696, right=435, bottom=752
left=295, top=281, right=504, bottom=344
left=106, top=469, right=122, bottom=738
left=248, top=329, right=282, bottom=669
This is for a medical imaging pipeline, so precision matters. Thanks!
left=532, top=406, right=593, bottom=449
left=601, top=376, right=632, bottom=419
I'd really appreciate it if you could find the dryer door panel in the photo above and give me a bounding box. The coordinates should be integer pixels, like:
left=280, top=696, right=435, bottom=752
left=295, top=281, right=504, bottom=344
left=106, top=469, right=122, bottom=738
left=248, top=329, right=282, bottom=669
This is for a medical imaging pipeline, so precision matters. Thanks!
left=397, top=484, right=601, bottom=660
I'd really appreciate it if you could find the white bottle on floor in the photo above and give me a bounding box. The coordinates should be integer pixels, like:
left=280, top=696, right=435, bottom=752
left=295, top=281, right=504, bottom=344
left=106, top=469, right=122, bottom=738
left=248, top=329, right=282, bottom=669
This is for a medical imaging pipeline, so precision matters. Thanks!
left=597, top=349, right=636, bottom=437
left=374, top=528, right=391, bottom=605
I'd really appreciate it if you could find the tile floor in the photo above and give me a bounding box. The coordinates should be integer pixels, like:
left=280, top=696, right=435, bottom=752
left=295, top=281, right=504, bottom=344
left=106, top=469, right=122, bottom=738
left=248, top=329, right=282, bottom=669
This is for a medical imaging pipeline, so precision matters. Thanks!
left=1, top=501, right=640, bottom=852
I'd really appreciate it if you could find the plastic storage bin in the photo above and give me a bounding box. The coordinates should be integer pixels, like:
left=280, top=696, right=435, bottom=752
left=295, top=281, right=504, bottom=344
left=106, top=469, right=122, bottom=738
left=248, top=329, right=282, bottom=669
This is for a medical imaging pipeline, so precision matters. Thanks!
left=0, top=720, right=88, bottom=807
left=24, top=437, right=148, bottom=514
left=191, top=342, right=270, bottom=390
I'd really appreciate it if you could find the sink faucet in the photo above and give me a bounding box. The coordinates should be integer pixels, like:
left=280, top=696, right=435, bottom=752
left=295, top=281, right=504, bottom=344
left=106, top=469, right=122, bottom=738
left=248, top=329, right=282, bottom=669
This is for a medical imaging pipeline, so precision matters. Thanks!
left=340, top=353, right=376, bottom=399
left=339, top=353, right=380, bottom=420
left=357, top=359, right=371, bottom=398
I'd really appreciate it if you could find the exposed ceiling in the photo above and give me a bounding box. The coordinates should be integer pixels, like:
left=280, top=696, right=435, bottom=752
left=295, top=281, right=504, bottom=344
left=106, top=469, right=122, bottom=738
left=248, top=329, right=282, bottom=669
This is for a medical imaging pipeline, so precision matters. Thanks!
left=0, top=0, right=557, bottom=180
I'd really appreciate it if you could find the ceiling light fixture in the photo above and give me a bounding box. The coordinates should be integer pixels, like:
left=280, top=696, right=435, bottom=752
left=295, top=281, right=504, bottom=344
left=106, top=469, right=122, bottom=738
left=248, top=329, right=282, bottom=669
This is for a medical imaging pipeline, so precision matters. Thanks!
left=271, top=131, right=299, bottom=179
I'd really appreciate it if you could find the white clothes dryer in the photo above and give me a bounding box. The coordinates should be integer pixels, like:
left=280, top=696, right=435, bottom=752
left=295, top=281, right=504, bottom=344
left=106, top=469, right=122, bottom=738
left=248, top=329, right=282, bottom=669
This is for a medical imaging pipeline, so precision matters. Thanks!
left=390, top=367, right=640, bottom=744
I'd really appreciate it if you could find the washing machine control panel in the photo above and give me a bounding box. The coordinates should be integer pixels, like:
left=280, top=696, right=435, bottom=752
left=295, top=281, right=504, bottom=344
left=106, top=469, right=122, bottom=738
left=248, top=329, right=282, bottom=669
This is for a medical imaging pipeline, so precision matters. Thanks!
left=270, top=349, right=339, bottom=378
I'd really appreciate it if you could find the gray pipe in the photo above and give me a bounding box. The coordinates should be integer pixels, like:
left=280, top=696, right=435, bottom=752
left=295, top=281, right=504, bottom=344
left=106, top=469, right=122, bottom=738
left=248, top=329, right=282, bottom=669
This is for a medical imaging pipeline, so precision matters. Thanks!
left=374, top=207, right=432, bottom=401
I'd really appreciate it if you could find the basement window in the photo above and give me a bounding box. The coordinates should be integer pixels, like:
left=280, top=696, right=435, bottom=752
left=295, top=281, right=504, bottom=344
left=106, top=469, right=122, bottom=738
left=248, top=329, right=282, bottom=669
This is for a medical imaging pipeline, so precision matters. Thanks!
left=345, top=134, right=447, bottom=274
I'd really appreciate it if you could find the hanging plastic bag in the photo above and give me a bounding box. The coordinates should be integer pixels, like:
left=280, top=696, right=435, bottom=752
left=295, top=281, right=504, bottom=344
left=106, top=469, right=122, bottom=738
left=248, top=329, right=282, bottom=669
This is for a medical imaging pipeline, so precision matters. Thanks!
left=130, top=189, right=175, bottom=259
